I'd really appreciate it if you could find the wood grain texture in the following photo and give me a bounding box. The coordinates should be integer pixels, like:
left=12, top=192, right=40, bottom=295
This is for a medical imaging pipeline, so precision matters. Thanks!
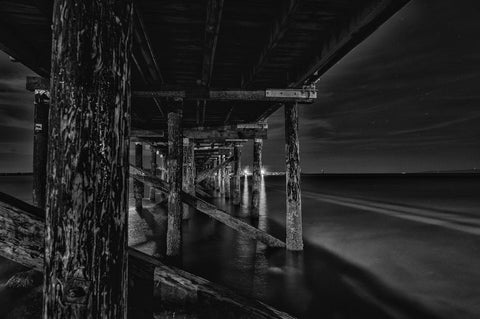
left=44, top=0, right=133, bottom=317
left=252, top=138, right=263, bottom=218
left=285, top=103, right=303, bottom=251
left=167, top=108, right=183, bottom=256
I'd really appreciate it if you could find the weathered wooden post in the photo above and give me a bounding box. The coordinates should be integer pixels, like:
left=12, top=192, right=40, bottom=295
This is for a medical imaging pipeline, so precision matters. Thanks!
left=182, top=138, right=195, bottom=219
left=32, top=90, right=49, bottom=208
left=225, top=163, right=231, bottom=199
left=159, top=151, right=166, bottom=180
left=150, top=145, right=157, bottom=201
left=167, top=103, right=183, bottom=256
left=252, top=138, right=263, bottom=218
left=232, top=144, right=242, bottom=205
left=219, top=154, right=225, bottom=195
left=183, top=138, right=195, bottom=195
left=134, top=142, right=144, bottom=212
left=44, top=0, right=133, bottom=317
left=285, top=102, right=303, bottom=251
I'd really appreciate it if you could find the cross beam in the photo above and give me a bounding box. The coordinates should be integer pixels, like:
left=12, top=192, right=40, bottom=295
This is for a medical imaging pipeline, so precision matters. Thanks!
left=133, top=88, right=316, bottom=102
left=131, top=123, right=268, bottom=141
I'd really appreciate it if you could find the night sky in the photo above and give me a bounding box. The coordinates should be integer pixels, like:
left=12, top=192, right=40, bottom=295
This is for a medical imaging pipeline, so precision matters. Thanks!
left=1, top=0, right=480, bottom=173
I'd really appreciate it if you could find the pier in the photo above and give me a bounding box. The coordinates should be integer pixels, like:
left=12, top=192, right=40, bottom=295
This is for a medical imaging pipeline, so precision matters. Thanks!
left=0, top=0, right=410, bottom=317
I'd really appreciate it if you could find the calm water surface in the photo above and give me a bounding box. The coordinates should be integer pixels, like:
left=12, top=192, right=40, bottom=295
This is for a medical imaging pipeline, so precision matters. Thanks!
left=1, top=175, right=480, bottom=318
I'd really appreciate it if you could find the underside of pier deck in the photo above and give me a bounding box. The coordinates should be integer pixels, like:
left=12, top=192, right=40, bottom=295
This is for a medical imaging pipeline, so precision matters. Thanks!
left=0, top=0, right=411, bottom=316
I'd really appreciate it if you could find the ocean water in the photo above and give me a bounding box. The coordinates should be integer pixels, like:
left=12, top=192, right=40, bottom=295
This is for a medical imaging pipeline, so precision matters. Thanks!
left=1, top=175, right=480, bottom=318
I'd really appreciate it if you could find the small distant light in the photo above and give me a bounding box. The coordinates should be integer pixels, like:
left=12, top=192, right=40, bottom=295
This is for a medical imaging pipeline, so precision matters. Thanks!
left=261, top=169, right=266, bottom=175
left=156, top=151, right=160, bottom=155
left=244, top=169, right=249, bottom=175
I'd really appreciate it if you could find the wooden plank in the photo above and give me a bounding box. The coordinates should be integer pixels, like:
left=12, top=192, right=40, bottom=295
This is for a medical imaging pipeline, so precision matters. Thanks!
left=0, top=192, right=292, bottom=319
left=44, top=1, right=133, bottom=316
left=241, top=0, right=302, bottom=88
left=252, top=138, right=263, bottom=218
left=32, top=90, right=49, bottom=209
left=202, top=0, right=224, bottom=86
left=167, top=108, right=183, bottom=256
left=133, top=89, right=316, bottom=102
left=0, top=192, right=44, bottom=270
left=130, top=167, right=285, bottom=248
left=285, top=103, right=303, bottom=251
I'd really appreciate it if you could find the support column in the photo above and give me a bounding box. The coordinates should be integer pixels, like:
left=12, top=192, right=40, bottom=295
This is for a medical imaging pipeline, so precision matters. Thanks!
left=167, top=103, right=183, bottom=256
left=252, top=138, right=263, bottom=218
left=32, top=89, right=50, bottom=208
left=44, top=0, right=132, bottom=317
left=232, top=144, right=242, bottom=205
left=134, top=143, right=144, bottom=212
left=150, top=145, right=157, bottom=201
left=219, top=155, right=225, bottom=195
left=183, top=138, right=195, bottom=196
left=182, top=138, right=195, bottom=219
left=225, top=159, right=231, bottom=199
left=285, top=102, right=303, bottom=251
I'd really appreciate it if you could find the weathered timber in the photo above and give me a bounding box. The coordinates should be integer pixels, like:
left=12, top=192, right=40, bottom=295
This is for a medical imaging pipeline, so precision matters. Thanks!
left=202, top=0, right=224, bottom=86
left=135, top=143, right=145, bottom=212
left=131, top=123, right=268, bottom=141
left=0, top=192, right=44, bottom=270
left=0, top=193, right=291, bottom=319
left=32, top=90, right=49, bottom=209
left=133, top=88, right=316, bottom=102
left=183, top=138, right=195, bottom=195
left=153, top=262, right=294, bottom=319
left=225, top=161, right=231, bottom=199
left=44, top=0, right=133, bottom=317
left=150, top=145, right=157, bottom=201
left=252, top=138, right=263, bottom=218
left=130, top=167, right=285, bottom=248
left=232, top=144, right=242, bottom=205
left=196, top=156, right=234, bottom=183
left=285, top=103, right=303, bottom=251
left=167, top=107, right=183, bottom=256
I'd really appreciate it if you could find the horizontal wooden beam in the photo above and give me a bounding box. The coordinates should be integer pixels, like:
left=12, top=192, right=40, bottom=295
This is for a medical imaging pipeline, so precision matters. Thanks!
left=130, top=166, right=285, bottom=248
left=131, top=123, right=268, bottom=141
left=133, top=88, right=316, bottom=102
left=291, top=0, right=410, bottom=87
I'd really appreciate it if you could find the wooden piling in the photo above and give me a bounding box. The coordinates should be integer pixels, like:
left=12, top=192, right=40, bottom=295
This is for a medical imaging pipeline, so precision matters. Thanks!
left=44, top=0, right=133, bottom=317
left=167, top=105, right=183, bottom=256
left=252, top=138, right=263, bottom=218
left=32, top=90, right=49, bottom=209
left=182, top=138, right=194, bottom=219
left=150, top=146, right=157, bottom=201
left=285, top=103, right=303, bottom=251
left=135, top=143, right=144, bottom=212
left=232, top=144, right=242, bottom=205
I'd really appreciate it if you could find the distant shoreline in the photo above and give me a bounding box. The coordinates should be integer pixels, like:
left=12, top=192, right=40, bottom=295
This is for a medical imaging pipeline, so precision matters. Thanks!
left=0, top=172, right=33, bottom=176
